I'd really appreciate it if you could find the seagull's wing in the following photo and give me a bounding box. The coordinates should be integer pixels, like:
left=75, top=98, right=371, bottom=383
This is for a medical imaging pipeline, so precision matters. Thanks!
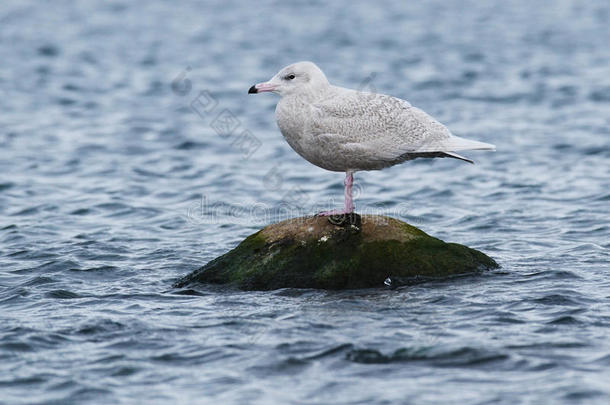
left=311, top=89, right=494, bottom=162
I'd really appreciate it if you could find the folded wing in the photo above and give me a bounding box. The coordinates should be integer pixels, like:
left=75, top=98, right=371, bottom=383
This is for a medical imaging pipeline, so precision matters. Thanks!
left=311, top=89, right=495, bottom=166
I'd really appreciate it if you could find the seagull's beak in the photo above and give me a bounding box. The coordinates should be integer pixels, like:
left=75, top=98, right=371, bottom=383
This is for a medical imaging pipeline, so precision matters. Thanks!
left=248, top=82, right=276, bottom=94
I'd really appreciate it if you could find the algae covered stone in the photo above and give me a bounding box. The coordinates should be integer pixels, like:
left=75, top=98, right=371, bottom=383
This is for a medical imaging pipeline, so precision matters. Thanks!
left=174, top=214, right=499, bottom=291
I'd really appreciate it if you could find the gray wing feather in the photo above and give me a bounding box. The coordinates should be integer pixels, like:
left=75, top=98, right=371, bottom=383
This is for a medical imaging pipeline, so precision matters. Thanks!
left=311, top=90, right=454, bottom=161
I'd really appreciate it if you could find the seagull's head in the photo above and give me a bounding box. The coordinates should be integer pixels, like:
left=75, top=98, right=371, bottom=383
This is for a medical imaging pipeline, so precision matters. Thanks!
left=248, top=61, right=329, bottom=97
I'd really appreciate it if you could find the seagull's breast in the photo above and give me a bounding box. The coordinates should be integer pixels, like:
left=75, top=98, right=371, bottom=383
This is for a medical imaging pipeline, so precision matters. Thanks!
left=276, top=98, right=307, bottom=143
left=275, top=98, right=320, bottom=161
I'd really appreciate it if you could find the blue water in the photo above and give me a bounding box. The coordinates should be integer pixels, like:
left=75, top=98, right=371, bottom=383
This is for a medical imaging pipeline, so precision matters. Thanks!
left=1, top=0, right=609, bottom=403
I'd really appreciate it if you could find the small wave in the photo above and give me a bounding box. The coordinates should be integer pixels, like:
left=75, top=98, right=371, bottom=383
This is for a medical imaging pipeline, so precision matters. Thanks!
left=0, top=375, right=47, bottom=387
left=589, top=86, right=610, bottom=103
left=304, top=343, right=354, bottom=360
left=0, top=182, right=14, bottom=192
left=74, top=319, right=125, bottom=336
left=506, top=341, right=588, bottom=350
left=346, top=346, right=509, bottom=367
left=70, top=208, right=93, bottom=216
left=37, top=44, right=59, bottom=57
left=171, top=288, right=207, bottom=296
left=546, top=315, right=583, bottom=325
left=0, top=342, right=34, bottom=352
left=563, top=390, right=606, bottom=401
left=21, top=276, right=57, bottom=286
left=247, top=357, right=309, bottom=377
left=174, top=140, right=210, bottom=150
left=531, top=293, right=583, bottom=306
left=45, top=290, right=81, bottom=299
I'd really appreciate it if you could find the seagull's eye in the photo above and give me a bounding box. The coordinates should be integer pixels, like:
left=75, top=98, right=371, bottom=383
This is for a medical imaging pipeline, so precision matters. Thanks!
left=286, top=74, right=296, bottom=80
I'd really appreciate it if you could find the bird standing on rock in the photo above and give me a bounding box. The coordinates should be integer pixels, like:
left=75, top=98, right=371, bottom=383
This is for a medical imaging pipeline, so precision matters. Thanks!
left=248, top=61, right=495, bottom=216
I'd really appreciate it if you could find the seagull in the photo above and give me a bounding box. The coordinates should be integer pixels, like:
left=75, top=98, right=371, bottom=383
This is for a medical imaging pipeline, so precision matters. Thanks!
left=248, top=61, right=495, bottom=216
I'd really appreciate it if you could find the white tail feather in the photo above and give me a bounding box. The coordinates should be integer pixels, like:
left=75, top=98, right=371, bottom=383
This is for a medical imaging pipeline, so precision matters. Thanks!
left=417, top=135, right=496, bottom=153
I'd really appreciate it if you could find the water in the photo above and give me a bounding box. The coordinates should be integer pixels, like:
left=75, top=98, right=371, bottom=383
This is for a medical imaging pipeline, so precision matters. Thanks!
left=1, top=0, right=609, bottom=403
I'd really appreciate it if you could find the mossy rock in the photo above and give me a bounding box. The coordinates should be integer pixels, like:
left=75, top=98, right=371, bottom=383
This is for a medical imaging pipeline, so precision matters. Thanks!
left=174, top=214, right=499, bottom=291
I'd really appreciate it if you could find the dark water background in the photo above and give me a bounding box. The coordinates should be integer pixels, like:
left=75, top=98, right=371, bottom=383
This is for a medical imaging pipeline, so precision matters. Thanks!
left=1, top=0, right=609, bottom=403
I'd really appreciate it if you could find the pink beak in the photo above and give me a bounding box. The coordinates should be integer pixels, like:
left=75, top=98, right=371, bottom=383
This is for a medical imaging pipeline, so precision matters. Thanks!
left=248, top=82, right=276, bottom=94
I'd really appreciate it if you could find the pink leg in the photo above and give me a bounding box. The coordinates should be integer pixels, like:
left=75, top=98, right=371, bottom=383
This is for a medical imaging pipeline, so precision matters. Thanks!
left=318, top=171, right=355, bottom=216
left=344, top=171, right=354, bottom=212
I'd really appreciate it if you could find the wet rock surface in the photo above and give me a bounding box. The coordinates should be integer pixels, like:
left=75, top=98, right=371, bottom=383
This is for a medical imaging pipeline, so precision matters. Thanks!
left=174, top=215, right=499, bottom=290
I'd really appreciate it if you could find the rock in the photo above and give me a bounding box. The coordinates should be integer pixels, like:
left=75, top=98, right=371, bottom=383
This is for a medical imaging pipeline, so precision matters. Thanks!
left=174, top=214, right=499, bottom=291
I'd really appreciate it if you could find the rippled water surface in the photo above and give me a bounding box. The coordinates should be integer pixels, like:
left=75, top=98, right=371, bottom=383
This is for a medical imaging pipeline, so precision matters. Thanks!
left=1, top=0, right=610, bottom=403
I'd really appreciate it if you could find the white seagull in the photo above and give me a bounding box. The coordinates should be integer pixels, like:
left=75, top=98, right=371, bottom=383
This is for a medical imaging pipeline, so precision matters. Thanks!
left=248, top=61, right=495, bottom=216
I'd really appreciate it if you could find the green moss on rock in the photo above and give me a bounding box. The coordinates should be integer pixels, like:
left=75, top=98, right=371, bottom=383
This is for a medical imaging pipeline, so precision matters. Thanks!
left=173, top=215, right=499, bottom=290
